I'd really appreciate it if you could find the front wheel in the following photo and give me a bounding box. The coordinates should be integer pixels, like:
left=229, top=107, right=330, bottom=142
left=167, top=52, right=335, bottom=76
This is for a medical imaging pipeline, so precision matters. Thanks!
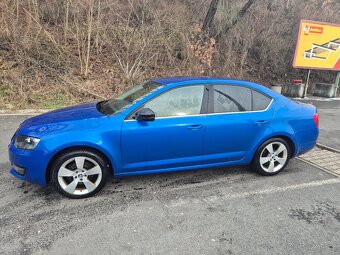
left=51, top=149, right=109, bottom=198
left=252, top=138, right=291, bottom=176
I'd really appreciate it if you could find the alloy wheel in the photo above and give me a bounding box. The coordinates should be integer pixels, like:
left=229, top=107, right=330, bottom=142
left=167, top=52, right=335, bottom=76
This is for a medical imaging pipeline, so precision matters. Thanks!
left=57, top=156, right=103, bottom=195
left=259, top=142, right=288, bottom=173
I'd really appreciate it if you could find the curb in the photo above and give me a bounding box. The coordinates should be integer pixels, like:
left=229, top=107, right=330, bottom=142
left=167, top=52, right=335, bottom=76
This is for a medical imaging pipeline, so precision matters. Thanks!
left=297, top=157, right=340, bottom=178
left=0, top=110, right=50, bottom=116
left=293, top=97, right=340, bottom=101
left=316, top=143, right=340, bottom=154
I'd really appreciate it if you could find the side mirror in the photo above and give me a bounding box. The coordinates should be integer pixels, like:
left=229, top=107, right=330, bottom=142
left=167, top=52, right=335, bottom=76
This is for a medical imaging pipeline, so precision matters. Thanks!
left=135, top=108, right=155, bottom=121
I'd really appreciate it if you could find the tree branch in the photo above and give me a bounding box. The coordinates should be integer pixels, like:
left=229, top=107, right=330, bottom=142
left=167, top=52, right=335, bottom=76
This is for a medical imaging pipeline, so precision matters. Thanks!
left=216, top=0, right=255, bottom=40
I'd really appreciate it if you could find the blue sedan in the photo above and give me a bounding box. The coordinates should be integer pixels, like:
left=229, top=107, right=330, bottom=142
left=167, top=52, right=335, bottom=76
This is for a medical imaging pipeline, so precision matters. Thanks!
left=9, top=77, right=319, bottom=198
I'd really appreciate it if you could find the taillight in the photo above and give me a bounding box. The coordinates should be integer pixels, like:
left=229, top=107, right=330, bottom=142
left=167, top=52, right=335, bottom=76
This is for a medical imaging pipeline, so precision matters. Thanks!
left=313, top=113, right=319, bottom=128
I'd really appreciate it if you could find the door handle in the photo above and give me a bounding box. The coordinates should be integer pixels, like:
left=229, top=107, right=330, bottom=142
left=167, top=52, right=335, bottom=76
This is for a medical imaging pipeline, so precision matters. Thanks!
left=254, top=120, right=269, bottom=125
left=186, top=124, right=203, bottom=130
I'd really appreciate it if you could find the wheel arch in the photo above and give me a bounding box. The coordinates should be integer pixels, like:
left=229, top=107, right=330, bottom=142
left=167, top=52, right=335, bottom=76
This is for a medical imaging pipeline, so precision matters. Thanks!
left=45, top=145, right=114, bottom=184
left=272, top=135, right=295, bottom=157
left=257, top=135, right=296, bottom=159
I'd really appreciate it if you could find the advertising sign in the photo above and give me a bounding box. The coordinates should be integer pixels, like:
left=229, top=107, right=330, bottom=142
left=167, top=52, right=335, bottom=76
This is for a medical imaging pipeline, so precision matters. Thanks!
left=293, top=20, right=340, bottom=71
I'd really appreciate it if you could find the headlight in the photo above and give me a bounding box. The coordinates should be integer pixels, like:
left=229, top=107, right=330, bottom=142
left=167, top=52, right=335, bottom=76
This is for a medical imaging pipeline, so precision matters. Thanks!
left=14, top=135, right=40, bottom=150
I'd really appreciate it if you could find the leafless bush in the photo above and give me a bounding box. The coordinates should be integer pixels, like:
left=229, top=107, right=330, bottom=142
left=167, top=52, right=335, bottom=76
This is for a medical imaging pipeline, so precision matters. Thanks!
left=187, top=24, right=216, bottom=75
left=0, top=0, right=339, bottom=109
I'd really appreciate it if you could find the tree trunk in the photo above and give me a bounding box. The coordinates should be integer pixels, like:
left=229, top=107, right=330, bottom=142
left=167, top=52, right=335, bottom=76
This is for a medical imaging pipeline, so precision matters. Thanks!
left=64, top=0, right=69, bottom=39
left=84, top=0, right=94, bottom=77
left=202, top=0, right=220, bottom=35
left=95, top=0, right=101, bottom=54
left=216, top=0, right=255, bottom=40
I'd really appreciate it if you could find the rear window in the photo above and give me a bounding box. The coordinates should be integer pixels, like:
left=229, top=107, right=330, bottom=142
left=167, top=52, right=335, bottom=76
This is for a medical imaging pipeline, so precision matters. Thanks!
left=252, top=90, right=271, bottom=111
left=209, top=85, right=271, bottom=113
left=212, top=85, right=252, bottom=113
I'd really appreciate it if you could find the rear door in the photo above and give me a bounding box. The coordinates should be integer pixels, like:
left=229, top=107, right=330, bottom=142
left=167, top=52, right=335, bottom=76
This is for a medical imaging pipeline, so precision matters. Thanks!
left=203, top=84, right=274, bottom=164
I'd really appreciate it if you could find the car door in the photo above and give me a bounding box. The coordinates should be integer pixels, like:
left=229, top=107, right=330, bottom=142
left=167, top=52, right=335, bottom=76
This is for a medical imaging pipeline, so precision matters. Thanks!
left=203, top=84, right=274, bottom=164
left=121, top=85, right=208, bottom=173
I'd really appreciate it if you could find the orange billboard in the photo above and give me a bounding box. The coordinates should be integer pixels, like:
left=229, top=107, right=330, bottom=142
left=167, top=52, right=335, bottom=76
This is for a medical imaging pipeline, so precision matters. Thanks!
left=293, top=20, right=340, bottom=71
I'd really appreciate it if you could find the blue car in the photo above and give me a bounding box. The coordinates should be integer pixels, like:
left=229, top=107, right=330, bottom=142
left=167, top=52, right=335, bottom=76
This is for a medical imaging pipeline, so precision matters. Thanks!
left=9, top=77, right=319, bottom=198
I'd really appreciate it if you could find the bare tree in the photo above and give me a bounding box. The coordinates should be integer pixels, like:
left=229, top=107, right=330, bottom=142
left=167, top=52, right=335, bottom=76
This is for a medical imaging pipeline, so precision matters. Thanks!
left=216, top=0, right=255, bottom=40
left=64, top=0, right=70, bottom=39
left=84, top=0, right=94, bottom=77
left=1, top=0, right=339, bottom=109
left=202, top=0, right=220, bottom=35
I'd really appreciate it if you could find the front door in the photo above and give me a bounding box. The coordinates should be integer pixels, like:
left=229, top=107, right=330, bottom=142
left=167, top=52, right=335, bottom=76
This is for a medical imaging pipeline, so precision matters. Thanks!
left=121, top=85, right=207, bottom=173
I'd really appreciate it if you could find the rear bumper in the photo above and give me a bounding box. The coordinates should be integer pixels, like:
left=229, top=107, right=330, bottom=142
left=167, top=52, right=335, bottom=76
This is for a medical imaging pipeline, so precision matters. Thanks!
left=294, top=128, right=319, bottom=156
left=8, top=143, right=49, bottom=186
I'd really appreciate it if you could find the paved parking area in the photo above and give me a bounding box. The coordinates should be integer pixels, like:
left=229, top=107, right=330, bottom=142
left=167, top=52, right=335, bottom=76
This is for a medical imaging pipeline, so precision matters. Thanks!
left=295, top=98, right=340, bottom=150
left=0, top=113, right=339, bottom=255
left=299, top=146, right=340, bottom=176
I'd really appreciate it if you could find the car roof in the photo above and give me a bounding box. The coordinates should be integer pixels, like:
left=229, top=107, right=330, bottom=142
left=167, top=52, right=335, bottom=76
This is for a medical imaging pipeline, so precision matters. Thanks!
left=152, top=76, right=280, bottom=98
left=153, top=76, right=220, bottom=84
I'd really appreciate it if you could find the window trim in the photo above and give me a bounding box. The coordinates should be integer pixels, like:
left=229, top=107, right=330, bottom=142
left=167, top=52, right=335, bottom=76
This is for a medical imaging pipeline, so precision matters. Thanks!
left=124, top=84, right=273, bottom=122
left=125, top=84, right=209, bottom=121
left=207, top=84, right=272, bottom=114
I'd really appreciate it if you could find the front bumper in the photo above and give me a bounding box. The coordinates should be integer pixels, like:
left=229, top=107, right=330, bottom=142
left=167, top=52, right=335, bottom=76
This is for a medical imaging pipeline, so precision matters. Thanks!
left=8, top=143, right=49, bottom=186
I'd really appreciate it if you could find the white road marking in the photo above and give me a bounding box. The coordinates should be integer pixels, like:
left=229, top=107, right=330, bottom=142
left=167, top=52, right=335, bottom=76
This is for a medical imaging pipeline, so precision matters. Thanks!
left=218, top=178, right=340, bottom=200
left=169, top=178, right=340, bottom=207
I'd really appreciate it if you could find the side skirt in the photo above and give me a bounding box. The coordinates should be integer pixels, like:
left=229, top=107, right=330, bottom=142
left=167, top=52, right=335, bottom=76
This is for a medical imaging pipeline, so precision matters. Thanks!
left=115, top=160, right=249, bottom=177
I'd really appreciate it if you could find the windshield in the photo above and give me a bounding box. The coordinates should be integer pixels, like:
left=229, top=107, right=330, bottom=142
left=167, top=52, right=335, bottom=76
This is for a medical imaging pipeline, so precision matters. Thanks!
left=98, top=81, right=163, bottom=115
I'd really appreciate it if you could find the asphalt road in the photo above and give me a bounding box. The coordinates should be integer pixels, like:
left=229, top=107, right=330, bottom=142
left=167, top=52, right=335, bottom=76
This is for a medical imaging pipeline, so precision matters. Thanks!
left=295, top=98, right=340, bottom=150
left=0, top=104, right=339, bottom=255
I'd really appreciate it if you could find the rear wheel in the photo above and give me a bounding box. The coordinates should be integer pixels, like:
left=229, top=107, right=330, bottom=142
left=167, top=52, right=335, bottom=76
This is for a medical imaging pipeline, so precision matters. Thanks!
left=51, top=149, right=108, bottom=198
left=252, top=138, right=291, bottom=176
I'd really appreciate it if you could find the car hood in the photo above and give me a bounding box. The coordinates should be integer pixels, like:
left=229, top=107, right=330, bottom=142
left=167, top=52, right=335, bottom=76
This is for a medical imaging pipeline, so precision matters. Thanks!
left=18, top=103, right=109, bottom=137
left=20, top=103, right=104, bottom=128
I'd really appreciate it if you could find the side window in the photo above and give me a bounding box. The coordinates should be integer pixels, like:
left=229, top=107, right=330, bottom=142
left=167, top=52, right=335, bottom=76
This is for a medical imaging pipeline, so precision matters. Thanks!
left=211, top=85, right=252, bottom=113
left=144, top=85, right=205, bottom=118
left=252, top=90, right=271, bottom=111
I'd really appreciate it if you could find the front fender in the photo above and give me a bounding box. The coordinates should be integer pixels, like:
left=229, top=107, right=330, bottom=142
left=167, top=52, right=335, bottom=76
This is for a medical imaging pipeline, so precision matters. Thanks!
left=41, top=129, right=122, bottom=176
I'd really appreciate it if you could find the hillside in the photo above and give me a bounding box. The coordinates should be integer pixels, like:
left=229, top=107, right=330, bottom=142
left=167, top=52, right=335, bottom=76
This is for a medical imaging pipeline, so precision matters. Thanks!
left=0, top=0, right=339, bottom=109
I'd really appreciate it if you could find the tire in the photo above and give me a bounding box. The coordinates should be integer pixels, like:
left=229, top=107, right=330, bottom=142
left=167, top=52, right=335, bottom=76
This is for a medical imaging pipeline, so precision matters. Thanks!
left=252, top=138, right=291, bottom=176
left=51, top=149, right=109, bottom=198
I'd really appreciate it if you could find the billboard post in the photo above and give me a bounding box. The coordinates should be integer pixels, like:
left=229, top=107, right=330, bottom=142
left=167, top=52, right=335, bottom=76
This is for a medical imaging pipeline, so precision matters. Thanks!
left=335, top=72, right=340, bottom=97
left=304, top=69, right=311, bottom=98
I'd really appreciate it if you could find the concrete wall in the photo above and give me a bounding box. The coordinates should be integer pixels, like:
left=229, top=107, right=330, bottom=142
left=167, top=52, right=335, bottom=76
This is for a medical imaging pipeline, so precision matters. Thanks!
left=313, top=83, right=335, bottom=98
left=283, top=84, right=305, bottom=98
